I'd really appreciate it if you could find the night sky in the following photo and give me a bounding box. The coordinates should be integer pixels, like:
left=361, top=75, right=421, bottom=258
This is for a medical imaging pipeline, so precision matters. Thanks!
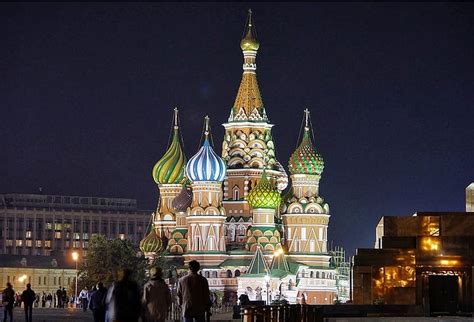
left=2, top=3, right=473, bottom=255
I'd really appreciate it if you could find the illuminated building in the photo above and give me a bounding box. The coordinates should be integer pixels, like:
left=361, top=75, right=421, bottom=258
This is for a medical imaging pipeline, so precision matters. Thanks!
left=353, top=211, right=474, bottom=315
left=467, top=183, right=474, bottom=212
left=0, top=254, right=76, bottom=294
left=0, top=193, right=150, bottom=256
left=140, top=10, right=345, bottom=305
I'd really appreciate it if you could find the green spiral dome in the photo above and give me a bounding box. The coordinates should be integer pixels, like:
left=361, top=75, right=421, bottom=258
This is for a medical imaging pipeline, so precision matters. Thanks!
left=152, top=128, right=186, bottom=184
left=247, top=171, right=281, bottom=209
left=288, top=130, right=324, bottom=175
left=139, top=229, right=163, bottom=254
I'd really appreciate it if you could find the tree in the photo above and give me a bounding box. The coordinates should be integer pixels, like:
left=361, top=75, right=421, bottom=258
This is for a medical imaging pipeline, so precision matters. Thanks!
left=78, top=235, right=147, bottom=289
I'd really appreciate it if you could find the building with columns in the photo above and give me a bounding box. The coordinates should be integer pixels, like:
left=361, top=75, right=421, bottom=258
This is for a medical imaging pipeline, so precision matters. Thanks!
left=140, top=10, right=348, bottom=305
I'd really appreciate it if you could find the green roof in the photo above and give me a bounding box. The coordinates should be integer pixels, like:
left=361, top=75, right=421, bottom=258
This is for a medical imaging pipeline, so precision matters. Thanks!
left=246, top=246, right=269, bottom=276
left=270, top=253, right=290, bottom=272
left=219, top=258, right=251, bottom=268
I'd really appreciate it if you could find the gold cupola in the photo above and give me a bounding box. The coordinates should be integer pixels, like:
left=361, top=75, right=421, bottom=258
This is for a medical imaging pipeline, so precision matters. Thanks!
left=240, top=9, right=260, bottom=51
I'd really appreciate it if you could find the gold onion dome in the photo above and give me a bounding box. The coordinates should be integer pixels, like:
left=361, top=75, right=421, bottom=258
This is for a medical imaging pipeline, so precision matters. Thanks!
left=288, top=129, right=324, bottom=175
left=247, top=170, right=281, bottom=209
left=240, top=10, right=260, bottom=51
left=139, top=229, right=163, bottom=254
left=152, top=109, right=186, bottom=184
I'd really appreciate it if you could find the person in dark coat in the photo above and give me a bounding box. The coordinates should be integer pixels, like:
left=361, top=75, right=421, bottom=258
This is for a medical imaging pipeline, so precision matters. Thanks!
left=106, top=268, right=141, bottom=322
left=21, top=283, right=36, bottom=322
left=56, top=287, right=62, bottom=308
left=89, top=282, right=107, bottom=322
left=2, top=283, right=15, bottom=322
left=177, top=260, right=211, bottom=322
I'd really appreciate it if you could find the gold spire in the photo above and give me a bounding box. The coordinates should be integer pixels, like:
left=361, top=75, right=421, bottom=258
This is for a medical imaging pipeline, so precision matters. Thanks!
left=240, top=9, right=260, bottom=51
left=231, top=10, right=266, bottom=122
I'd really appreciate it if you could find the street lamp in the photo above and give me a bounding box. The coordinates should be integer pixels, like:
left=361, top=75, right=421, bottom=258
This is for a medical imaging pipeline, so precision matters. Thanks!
left=72, top=251, right=79, bottom=308
left=264, top=274, right=270, bottom=305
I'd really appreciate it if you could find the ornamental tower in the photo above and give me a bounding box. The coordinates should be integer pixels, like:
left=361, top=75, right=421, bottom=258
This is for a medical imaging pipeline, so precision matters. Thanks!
left=282, top=109, right=330, bottom=266
left=168, top=183, right=192, bottom=254
left=246, top=170, right=282, bottom=253
left=151, top=108, right=186, bottom=238
left=184, top=116, right=228, bottom=265
left=222, top=10, right=288, bottom=240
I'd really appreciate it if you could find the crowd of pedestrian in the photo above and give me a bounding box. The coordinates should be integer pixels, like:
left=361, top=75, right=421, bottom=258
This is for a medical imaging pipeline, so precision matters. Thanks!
left=1, top=260, right=215, bottom=322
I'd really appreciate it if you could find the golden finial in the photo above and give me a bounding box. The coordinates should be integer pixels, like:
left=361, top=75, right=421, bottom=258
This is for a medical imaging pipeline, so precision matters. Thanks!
left=240, top=9, right=260, bottom=51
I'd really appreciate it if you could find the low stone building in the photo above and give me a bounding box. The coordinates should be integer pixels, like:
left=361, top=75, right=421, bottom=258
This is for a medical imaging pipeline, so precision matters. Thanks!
left=0, top=254, right=76, bottom=294
left=353, top=211, right=474, bottom=315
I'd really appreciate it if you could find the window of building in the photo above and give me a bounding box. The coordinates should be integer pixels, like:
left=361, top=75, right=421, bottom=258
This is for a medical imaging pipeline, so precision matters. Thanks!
left=233, top=186, right=240, bottom=200
left=35, top=240, right=42, bottom=247
left=25, top=231, right=32, bottom=238
left=44, top=277, right=46, bottom=284
left=55, top=232, right=61, bottom=239
left=6, top=240, right=13, bottom=247
left=26, top=240, right=32, bottom=247
left=38, top=277, right=41, bottom=285
left=44, top=240, right=51, bottom=248
left=46, top=222, right=53, bottom=230
left=16, top=240, right=23, bottom=247
left=54, top=277, right=56, bottom=285
left=58, top=277, right=61, bottom=285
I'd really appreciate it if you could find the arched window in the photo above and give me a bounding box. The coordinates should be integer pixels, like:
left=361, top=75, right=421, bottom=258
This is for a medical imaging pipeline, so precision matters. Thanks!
left=205, top=271, right=210, bottom=278
left=226, top=270, right=232, bottom=278
left=316, top=272, right=320, bottom=278
left=310, top=271, right=314, bottom=278
left=235, top=269, right=241, bottom=277
left=212, top=271, right=217, bottom=278
left=322, top=272, right=325, bottom=279
left=233, top=186, right=240, bottom=200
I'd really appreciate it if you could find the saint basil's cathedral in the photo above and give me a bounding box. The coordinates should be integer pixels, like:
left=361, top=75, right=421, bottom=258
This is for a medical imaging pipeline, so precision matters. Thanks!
left=140, top=11, right=349, bottom=304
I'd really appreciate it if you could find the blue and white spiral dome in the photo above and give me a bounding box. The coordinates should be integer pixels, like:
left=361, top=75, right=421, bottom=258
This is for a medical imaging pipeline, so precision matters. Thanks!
left=186, top=138, right=227, bottom=182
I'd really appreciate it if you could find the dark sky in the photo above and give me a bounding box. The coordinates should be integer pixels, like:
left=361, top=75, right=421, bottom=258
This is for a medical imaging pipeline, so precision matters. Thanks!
left=2, top=3, right=473, bottom=255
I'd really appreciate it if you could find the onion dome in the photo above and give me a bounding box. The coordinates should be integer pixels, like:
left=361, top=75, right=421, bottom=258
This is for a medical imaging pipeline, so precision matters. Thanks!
left=186, top=116, right=227, bottom=182
left=240, top=9, right=260, bottom=51
left=172, top=184, right=192, bottom=212
left=152, top=108, right=186, bottom=184
left=288, top=109, right=324, bottom=175
left=247, top=170, right=281, bottom=209
left=139, top=228, right=163, bottom=254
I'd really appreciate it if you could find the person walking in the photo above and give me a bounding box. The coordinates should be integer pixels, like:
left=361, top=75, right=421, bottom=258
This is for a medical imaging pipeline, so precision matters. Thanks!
left=177, top=260, right=211, bottom=322
left=21, top=283, right=35, bottom=322
left=2, top=283, right=15, bottom=322
left=142, top=267, right=171, bottom=322
left=61, top=288, right=67, bottom=308
left=78, top=287, right=89, bottom=312
left=56, top=287, right=62, bottom=308
left=105, top=268, right=141, bottom=322
left=89, top=282, right=107, bottom=322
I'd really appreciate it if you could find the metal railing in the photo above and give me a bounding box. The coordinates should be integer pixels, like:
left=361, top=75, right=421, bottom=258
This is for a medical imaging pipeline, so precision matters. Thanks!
left=242, top=305, right=323, bottom=322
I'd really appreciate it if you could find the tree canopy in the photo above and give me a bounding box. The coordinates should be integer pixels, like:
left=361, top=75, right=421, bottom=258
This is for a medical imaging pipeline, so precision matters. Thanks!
left=78, top=235, right=147, bottom=289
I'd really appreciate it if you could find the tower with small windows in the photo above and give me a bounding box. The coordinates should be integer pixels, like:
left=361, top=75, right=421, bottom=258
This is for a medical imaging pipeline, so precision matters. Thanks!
left=184, top=116, right=228, bottom=266
left=282, top=109, right=330, bottom=267
left=221, top=10, right=288, bottom=246
left=151, top=108, right=186, bottom=239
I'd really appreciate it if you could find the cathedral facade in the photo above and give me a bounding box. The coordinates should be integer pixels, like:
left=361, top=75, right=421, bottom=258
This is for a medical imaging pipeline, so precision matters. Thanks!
left=140, top=11, right=348, bottom=305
